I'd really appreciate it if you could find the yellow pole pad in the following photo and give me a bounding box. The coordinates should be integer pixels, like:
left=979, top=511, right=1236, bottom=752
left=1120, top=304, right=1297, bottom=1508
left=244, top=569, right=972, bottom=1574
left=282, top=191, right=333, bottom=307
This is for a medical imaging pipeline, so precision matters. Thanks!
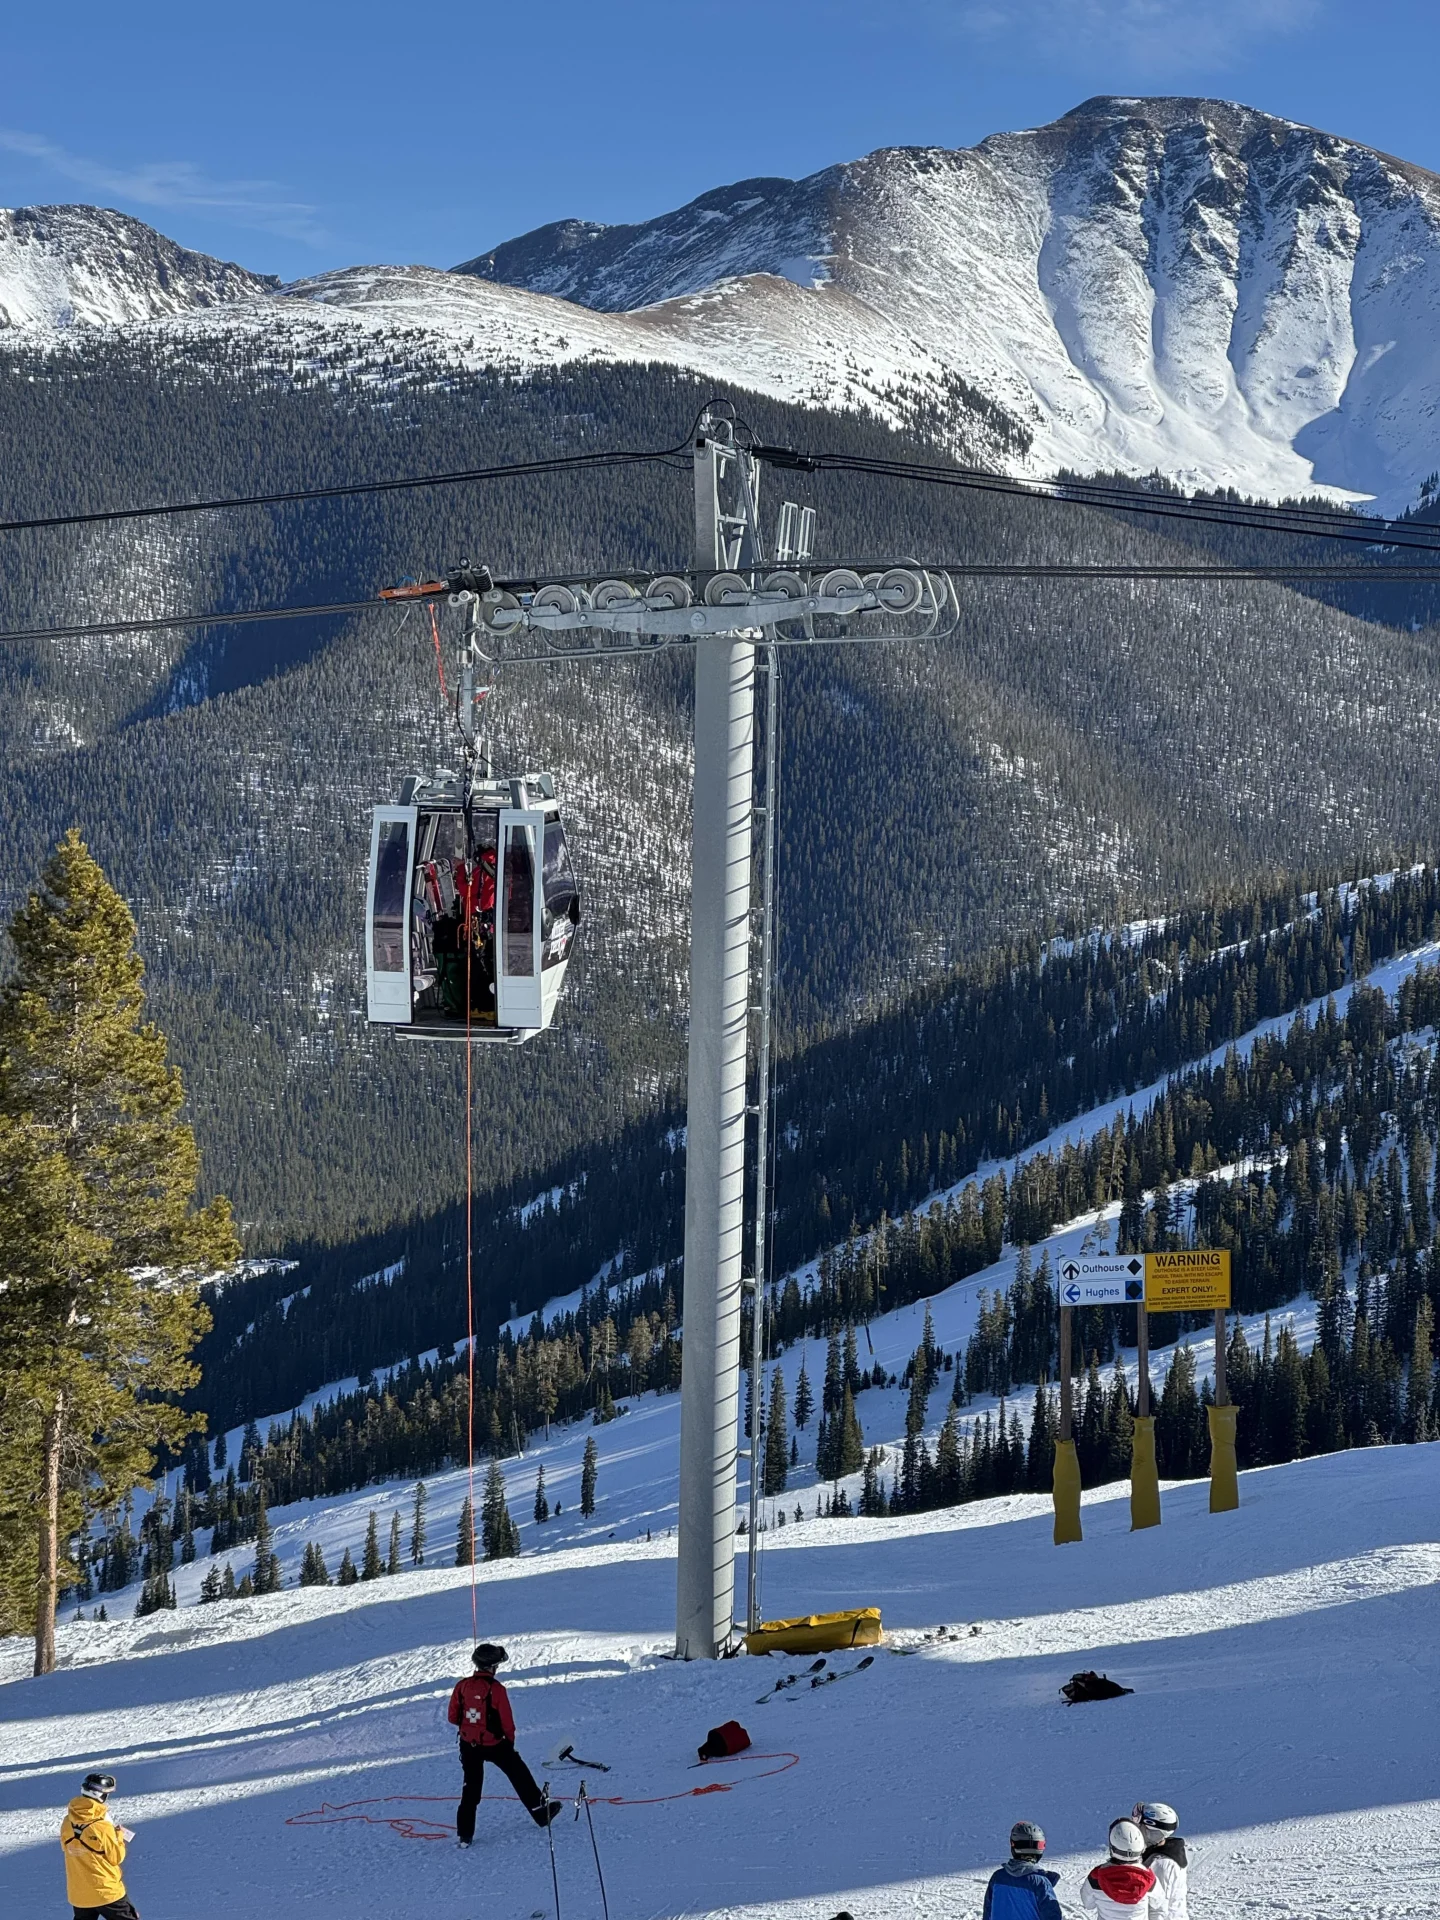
left=1208, top=1401, right=1240, bottom=1512
left=1129, top=1414, right=1161, bottom=1530
left=1052, top=1437, right=1082, bottom=1544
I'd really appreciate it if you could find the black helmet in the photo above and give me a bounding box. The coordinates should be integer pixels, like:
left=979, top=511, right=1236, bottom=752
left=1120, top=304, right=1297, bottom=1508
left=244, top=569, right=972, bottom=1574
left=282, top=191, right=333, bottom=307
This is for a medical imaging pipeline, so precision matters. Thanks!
left=82, top=1773, right=115, bottom=1801
left=472, top=1643, right=508, bottom=1669
left=1010, top=1820, right=1045, bottom=1860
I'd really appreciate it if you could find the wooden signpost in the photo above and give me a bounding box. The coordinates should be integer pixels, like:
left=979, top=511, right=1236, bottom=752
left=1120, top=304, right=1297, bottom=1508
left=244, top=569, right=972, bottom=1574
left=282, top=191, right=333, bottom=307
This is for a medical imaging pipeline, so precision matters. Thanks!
left=1052, top=1247, right=1238, bottom=1543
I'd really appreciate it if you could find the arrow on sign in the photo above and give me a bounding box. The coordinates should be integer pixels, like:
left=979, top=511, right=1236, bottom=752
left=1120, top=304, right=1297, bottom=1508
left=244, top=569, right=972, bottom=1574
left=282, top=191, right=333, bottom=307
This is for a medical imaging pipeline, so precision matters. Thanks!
left=1062, top=1283, right=1082, bottom=1305
left=1061, top=1261, right=1080, bottom=1283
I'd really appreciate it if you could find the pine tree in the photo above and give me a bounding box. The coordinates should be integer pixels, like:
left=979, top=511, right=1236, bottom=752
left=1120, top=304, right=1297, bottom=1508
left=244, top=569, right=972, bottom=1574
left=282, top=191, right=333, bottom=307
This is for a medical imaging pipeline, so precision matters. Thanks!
left=580, top=1435, right=598, bottom=1517
left=387, top=1512, right=402, bottom=1575
left=299, top=1540, right=330, bottom=1587
left=0, top=833, right=239, bottom=1670
left=455, top=1496, right=476, bottom=1567
left=482, top=1458, right=520, bottom=1559
left=199, top=1564, right=222, bottom=1603
left=337, top=1547, right=359, bottom=1586
left=793, top=1357, right=814, bottom=1430
left=533, top=1465, right=550, bottom=1523
left=361, top=1511, right=383, bottom=1580
left=763, top=1369, right=789, bottom=1496
left=1025, top=1384, right=1054, bottom=1492
left=220, top=1562, right=237, bottom=1600
left=410, top=1481, right=428, bottom=1566
left=935, top=1407, right=963, bottom=1504
left=836, top=1386, right=865, bottom=1478
left=822, top=1333, right=843, bottom=1415
left=252, top=1490, right=280, bottom=1594
left=236, top=1571, right=255, bottom=1599
left=1406, top=1298, right=1435, bottom=1442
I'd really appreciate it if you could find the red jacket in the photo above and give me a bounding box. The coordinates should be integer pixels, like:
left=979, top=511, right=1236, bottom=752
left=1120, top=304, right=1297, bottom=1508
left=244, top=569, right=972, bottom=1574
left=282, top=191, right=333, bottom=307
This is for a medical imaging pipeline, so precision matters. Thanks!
left=448, top=1672, right=516, bottom=1747
left=1081, top=1862, right=1160, bottom=1918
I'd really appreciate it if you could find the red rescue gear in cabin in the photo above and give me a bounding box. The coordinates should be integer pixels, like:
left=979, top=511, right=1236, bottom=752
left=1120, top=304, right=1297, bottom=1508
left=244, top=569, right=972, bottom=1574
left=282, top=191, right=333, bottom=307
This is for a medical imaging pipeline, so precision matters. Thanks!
left=454, top=851, right=496, bottom=923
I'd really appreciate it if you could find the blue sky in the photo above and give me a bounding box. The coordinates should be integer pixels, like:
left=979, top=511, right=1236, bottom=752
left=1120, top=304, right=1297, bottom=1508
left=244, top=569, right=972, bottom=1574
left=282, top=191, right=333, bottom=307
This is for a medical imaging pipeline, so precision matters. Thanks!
left=4, top=1, right=1439, bottom=281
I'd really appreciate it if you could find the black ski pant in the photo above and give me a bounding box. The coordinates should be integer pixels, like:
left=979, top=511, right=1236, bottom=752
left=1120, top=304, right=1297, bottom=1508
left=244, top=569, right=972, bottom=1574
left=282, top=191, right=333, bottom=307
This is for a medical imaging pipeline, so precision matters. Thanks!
left=73, top=1902, right=141, bottom=1920
left=457, top=1737, right=548, bottom=1838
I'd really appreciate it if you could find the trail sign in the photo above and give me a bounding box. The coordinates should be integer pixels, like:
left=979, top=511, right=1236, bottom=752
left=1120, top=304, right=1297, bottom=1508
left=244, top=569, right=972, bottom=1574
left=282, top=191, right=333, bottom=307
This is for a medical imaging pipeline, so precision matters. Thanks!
left=1056, top=1255, right=1146, bottom=1308
left=1144, top=1249, right=1231, bottom=1310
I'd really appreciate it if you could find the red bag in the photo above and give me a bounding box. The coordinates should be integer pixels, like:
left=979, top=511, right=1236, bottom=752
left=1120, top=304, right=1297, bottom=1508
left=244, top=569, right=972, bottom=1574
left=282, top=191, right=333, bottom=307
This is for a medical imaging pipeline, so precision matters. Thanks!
left=697, top=1719, right=751, bottom=1760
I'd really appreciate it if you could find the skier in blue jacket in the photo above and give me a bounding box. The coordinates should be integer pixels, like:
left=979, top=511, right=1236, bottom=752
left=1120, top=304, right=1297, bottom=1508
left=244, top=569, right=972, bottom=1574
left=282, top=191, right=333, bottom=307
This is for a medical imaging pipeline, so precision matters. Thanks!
left=983, top=1822, right=1065, bottom=1920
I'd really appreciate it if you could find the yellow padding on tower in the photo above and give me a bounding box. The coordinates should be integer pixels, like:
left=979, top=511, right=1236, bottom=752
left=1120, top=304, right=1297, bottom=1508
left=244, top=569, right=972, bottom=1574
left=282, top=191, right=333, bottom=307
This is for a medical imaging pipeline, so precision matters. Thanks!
left=1052, top=1438, right=1082, bottom=1544
left=744, top=1607, right=883, bottom=1655
left=1208, top=1401, right=1239, bottom=1511
left=1129, top=1415, right=1161, bottom=1530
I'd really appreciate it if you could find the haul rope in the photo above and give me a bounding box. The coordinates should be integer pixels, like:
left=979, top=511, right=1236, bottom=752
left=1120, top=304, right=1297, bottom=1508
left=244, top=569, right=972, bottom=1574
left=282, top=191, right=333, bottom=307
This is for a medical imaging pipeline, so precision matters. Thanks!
left=285, top=1752, right=801, bottom=1841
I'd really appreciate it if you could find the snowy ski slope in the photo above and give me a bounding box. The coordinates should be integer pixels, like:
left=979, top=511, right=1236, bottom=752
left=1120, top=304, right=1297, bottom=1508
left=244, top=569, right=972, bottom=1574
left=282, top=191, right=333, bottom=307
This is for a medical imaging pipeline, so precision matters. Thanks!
left=3, top=1445, right=1438, bottom=1919
left=6, top=936, right=1440, bottom=1914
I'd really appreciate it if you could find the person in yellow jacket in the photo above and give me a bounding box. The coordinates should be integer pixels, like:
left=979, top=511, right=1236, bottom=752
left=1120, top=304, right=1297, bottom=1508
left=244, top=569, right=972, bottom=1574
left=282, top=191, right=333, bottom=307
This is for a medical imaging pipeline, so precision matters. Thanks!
left=61, top=1772, right=140, bottom=1920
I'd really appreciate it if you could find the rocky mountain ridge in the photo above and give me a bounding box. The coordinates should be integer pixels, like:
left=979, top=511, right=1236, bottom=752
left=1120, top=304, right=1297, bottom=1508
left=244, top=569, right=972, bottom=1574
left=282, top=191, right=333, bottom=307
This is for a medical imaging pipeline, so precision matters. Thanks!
left=0, top=203, right=276, bottom=329
left=462, top=96, right=1440, bottom=512
left=5, top=97, right=1440, bottom=508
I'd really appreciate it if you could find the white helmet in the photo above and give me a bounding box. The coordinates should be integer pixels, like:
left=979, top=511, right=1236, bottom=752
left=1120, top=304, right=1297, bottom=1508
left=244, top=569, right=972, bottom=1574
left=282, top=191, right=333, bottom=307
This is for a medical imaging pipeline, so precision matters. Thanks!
left=1108, top=1819, right=1145, bottom=1864
left=1133, top=1802, right=1177, bottom=1842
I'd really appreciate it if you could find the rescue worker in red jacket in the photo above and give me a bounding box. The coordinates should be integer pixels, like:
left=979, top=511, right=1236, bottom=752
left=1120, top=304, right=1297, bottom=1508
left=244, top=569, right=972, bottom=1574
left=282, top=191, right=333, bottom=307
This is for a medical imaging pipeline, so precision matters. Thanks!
left=447, top=1643, right=559, bottom=1845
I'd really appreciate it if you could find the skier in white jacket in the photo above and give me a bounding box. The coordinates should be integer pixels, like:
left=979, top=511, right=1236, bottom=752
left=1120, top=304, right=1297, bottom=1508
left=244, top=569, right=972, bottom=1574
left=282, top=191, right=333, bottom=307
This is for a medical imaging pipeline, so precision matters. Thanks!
left=1133, top=1802, right=1188, bottom=1920
left=1080, top=1820, right=1165, bottom=1920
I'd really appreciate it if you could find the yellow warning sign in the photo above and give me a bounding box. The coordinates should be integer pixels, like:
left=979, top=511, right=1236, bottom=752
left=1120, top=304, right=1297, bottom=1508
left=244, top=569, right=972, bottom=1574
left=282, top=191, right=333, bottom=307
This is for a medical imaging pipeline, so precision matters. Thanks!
left=1144, top=1249, right=1231, bottom=1310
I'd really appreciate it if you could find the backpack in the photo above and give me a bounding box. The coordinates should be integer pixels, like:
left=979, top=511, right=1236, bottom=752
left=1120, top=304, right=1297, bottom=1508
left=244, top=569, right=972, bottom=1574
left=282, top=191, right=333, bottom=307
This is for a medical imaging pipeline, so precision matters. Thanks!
left=697, top=1719, right=751, bottom=1760
left=1061, top=1669, right=1134, bottom=1704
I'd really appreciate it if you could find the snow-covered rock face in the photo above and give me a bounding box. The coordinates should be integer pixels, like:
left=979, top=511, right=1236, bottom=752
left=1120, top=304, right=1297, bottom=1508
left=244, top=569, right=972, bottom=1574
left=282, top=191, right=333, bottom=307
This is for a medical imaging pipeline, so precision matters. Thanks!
left=0, top=205, right=276, bottom=330
left=461, top=96, right=1440, bottom=510
left=5, top=98, right=1438, bottom=507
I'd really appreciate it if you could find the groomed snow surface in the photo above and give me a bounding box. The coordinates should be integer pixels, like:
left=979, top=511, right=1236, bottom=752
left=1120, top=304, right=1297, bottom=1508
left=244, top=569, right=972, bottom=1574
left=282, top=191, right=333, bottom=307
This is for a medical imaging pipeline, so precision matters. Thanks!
left=3, top=1446, right=1439, bottom=1919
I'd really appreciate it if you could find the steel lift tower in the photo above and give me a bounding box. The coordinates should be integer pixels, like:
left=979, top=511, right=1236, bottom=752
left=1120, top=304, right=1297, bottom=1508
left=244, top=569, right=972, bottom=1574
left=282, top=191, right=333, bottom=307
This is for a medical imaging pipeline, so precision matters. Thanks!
left=403, top=412, right=952, bottom=1655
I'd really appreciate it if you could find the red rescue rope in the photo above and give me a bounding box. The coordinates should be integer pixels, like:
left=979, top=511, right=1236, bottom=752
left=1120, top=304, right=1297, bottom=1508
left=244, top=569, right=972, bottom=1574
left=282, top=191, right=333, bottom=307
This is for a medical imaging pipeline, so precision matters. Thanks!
left=429, top=603, right=449, bottom=701
left=285, top=1753, right=800, bottom=1841
left=464, top=893, right=477, bottom=1640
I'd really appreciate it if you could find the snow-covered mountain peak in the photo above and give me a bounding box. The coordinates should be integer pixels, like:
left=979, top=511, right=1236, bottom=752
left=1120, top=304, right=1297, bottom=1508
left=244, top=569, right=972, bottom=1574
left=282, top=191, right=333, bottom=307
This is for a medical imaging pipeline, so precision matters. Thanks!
left=460, top=97, right=1440, bottom=510
left=0, top=204, right=277, bottom=331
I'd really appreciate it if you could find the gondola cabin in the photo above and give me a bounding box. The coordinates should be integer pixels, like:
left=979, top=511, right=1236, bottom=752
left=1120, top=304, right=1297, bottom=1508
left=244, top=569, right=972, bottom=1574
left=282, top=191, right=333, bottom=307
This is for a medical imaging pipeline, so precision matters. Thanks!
left=366, top=771, right=580, bottom=1043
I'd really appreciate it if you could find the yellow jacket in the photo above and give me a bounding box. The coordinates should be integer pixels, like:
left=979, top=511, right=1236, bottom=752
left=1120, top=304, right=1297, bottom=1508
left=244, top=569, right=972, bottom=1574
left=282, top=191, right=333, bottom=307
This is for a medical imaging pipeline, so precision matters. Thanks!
left=61, top=1795, right=127, bottom=1907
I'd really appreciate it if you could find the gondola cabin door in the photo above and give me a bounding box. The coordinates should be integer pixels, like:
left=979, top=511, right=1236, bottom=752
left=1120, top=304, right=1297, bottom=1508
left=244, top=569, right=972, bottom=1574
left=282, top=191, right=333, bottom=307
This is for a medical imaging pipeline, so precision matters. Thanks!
left=367, top=806, right=417, bottom=1022
left=496, top=808, right=545, bottom=1031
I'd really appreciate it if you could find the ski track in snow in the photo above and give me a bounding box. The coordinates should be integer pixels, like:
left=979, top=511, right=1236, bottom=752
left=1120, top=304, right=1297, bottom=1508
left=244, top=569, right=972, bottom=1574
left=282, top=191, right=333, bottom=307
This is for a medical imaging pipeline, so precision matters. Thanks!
left=4, top=1449, right=1440, bottom=1919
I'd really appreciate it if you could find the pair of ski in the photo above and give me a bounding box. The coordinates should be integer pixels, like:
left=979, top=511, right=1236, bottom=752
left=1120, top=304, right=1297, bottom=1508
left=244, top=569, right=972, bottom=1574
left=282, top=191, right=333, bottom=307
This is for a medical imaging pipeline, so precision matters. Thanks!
left=755, top=1653, right=874, bottom=1702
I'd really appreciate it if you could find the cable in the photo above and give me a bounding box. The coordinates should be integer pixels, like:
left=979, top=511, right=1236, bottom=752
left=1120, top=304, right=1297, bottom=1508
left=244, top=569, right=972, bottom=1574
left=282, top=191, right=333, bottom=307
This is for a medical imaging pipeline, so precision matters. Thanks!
left=0, top=401, right=731, bottom=537
left=3, top=559, right=1437, bottom=652
left=752, top=445, right=1440, bottom=556
left=0, top=596, right=379, bottom=645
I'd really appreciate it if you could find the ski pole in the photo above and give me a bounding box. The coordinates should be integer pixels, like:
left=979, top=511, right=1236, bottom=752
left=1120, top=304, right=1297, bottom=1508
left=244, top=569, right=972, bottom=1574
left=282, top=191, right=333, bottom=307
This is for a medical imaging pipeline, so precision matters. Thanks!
left=577, top=1781, right=610, bottom=1920
left=543, top=1778, right=562, bottom=1920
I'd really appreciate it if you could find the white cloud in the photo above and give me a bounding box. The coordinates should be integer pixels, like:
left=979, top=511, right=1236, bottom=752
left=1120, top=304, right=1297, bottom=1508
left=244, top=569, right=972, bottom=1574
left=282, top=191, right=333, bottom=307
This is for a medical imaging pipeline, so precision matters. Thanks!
left=949, top=0, right=1320, bottom=77
left=0, top=130, right=324, bottom=244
